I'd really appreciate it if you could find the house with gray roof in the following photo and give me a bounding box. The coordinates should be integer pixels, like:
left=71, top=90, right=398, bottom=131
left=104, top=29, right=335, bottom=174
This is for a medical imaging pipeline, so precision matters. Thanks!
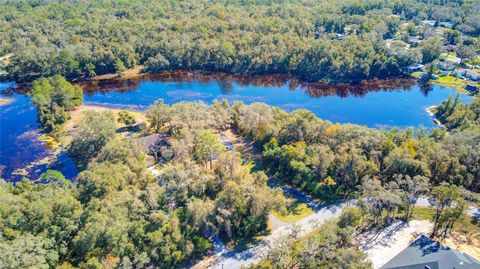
left=381, top=235, right=480, bottom=269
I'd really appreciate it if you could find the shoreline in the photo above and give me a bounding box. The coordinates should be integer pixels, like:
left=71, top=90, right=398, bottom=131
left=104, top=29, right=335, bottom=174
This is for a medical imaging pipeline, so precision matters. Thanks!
left=7, top=66, right=416, bottom=90
left=426, top=105, right=445, bottom=127
left=0, top=97, right=13, bottom=106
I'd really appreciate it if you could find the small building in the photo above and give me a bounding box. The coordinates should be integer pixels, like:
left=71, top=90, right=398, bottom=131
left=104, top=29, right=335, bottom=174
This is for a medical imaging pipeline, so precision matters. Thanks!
left=438, top=21, right=454, bottom=29
left=407, top=36, right=421, bottom=47
left=421, top=20, right=436, bottom=27
left=406, top=63, right=425, bottom=73
left=466, top=84, right=478, bottom=94
left=453, top=69, right=480, bottom=81
left=336, top=33, right=345, bottom=40
left=437, top=61, right=456, bottom=71
left=381, top=234, right=480, bottom=269
left=419, top=73, right=436, bottom=81
left=134, top=133, right=171, bottom=166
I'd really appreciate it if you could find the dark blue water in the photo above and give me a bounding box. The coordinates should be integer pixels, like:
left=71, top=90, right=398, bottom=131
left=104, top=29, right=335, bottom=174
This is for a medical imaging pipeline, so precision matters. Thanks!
left=0, top=75, right=473, bottom=182
left=0, top=83, right=77, bottom=182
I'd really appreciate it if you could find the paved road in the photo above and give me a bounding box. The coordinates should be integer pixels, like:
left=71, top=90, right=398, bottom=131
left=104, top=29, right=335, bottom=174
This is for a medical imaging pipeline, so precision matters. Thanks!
left=200, top=195, right=479, bottom=269
left=197, top=185, right=351, bottom=269
left=211, top=200, right=353, bottom=269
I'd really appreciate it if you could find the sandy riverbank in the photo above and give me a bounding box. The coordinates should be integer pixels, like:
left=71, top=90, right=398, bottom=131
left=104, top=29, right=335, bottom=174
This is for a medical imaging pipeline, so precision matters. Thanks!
left=426, top=105, right=445, bottom=127
left=0, top=97, right=13, bottom=106
left=60, top=105, right=148, bottom=145
left=87, top=65, right=145, bottom=81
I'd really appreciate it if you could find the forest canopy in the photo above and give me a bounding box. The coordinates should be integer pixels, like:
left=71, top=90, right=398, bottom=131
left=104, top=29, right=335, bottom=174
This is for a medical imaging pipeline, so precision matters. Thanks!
left=1, top=0, right=479, bottom=82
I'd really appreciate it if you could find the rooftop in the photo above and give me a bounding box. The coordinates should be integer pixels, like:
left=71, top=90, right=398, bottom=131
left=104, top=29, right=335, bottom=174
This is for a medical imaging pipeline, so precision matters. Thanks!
left=381, top=235, right=480, bottom=269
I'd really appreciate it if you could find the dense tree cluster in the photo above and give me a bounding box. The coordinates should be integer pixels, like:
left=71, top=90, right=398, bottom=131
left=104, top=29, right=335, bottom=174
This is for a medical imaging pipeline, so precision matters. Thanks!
left=435, top=95, right=480, bottom=131
left=146, top=100, right=285, bottom=240
left=0, top=146, right=209, bottom=268
left=68, top=110, right=117, bottom=166
left=1, top=99, right=287, bottom=268
left=30, top=75, right=83, bottom=132
left=220, top=101, right=479, bottom=198
left=2, top=0, right=479, bottom=82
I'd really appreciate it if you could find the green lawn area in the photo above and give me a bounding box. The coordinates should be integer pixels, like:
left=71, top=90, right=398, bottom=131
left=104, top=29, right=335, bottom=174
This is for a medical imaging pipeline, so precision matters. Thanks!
left=434, top=75, right=470, bottom=93
left=411, top=206, right=436, bottom=220
left=227, top=233, right=268, bottom=252
left=272, top=201, right=314, bottom=223
left=410, top=71, right=423, bottom=78
left=412, top=206, right=480, bottom=236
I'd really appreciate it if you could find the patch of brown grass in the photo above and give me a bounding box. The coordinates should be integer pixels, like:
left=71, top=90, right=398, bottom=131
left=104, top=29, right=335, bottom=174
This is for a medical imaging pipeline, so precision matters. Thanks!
left=61, top=105, right=147, bottom=144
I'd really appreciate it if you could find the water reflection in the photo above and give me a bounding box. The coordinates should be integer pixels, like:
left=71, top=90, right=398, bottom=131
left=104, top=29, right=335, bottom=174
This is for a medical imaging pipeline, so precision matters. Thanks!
left=76, top=71, right=470, bottom=131
left=0, top=72, right=473, bottom=182
left=78, top=71, right=418, bottom=99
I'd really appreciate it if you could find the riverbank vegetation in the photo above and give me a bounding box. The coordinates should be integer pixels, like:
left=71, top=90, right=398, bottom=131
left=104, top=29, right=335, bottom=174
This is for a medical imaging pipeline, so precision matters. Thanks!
left=434, top=94, right=480, bottom=130
left=30, top=75, right=83, bottom=132
left=1, top=0, right=479, bottom=83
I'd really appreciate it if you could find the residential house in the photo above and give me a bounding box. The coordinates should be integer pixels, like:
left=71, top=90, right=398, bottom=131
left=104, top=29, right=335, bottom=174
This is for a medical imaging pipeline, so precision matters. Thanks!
left=438, top=56, right=462, bottom=71
left=445, top=56, right=461, bottom=65
left=406, top=63, right=425, bottom=73
left=381, top=234, right=480, bottom=269
left=438, top=21, right=454, bottom=29
left=453, top=69, right=468, bottom=78
left=421, top=20, right=436, bottom=27
left=453, top=69, right=480, bottom=81
left=134, top=133, right=171, bottom=166
left=465, top=69, right=480, bottom=81
left=466, top=84, right=478, bottom=94
left=407, top=36, right=421, bottom=47
left=437, top=61, right=456, bottom=71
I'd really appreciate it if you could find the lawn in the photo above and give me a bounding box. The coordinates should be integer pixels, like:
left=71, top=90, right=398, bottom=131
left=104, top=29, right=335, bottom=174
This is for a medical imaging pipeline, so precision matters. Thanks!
left=434, top=75, right=469, bottom=93
left=412, top=206, right=480, bottom=236
left=272, top=201, right=314, bottom=223
left=410, top=71, right=423, bottom=78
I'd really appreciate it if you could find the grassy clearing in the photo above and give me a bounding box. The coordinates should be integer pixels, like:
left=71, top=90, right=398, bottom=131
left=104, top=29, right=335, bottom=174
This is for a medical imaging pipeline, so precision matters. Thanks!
left=412, top=206, right=480, bottom=236
left=89, top=65, right=144, bottom=81
left=412, top=206, right=480, bottom=258
left=433, top=76, right=468, bottom=93
left=272, top=201, right=314, bottom=223
left=433, top=75, right=470, bottom=94
left=410, top=71, right=423, bottom=78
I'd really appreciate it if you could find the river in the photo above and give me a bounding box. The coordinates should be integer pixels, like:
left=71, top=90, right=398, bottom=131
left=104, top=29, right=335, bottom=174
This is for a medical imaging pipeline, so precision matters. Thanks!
left=0, top=72, right=473, bottom=182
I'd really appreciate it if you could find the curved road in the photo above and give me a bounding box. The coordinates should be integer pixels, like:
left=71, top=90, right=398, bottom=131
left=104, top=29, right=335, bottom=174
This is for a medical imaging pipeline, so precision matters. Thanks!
left=211, top=200, right=353, bottom=269
left=193, top=192, right=478, bottom=269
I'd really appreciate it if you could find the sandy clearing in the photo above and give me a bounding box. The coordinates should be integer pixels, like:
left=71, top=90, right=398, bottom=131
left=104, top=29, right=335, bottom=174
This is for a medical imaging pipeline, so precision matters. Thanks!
left=355, top=220, right=433, bottom=269
left=88, top=65, right=145, bottom=81
left=0, top=97, right=14, bottom=106
left=268, top=213, right=288, bottom=231
left=61, top=105, right=147, bottom=144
